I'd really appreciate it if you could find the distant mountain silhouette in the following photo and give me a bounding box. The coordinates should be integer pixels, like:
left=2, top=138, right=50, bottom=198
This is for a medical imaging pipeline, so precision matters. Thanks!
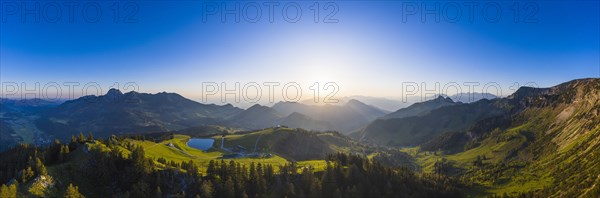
left=382, top=96, right=457, bottom=120
left=226, top=104, right=333, bottom=131
left=35, top=89, right=242, bottom=140
left=227, top=104, right=282, bottom=129
left=356, top=97, right=504, bottom=146
left=272, top=99, right=388, bottom=133
left=448, top=92, right=498, bottom=103
left=301, top=95, right=411, bottom=112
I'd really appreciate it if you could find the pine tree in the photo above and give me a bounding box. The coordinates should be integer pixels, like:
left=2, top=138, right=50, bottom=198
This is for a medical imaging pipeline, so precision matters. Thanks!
left=20, top=166, right=34, bottom=183
left=35, top=157, right=48, bottom=176
left=154, top=186, right=162, bottom=198
left=130, top=181, right=150, bottom=197
left=248, top=162, right=257, bottom=196
left=130, top=145, right=152, bottom=174
left=87, top=133, right=94, bottom=141
left=0, top=184, right=15, bottom=198
left=59, top=145, right=70, bottom=162
left=65, top=183, right=85, bottom=198
left=332, top=188, right=342, bottom=198
left=9, top=182, right=18, bottom=197
left=69, top=135, right=78, bottom=150
left=77, top=132, right=86, bottom=144
left=200, top=181, right=214, bottom=198
left=207, top=160, right=216, bottom=178
left=224, top=177, right=235, bottom=198
left=48, top=139, right=62, bottom=164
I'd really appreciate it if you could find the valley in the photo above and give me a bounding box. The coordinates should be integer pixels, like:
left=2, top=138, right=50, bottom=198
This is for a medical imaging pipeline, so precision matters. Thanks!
left=1, top=78, right=599, bottom=197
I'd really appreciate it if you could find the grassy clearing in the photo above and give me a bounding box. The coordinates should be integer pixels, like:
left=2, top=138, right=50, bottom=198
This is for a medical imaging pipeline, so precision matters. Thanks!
left=405, top=123, right=554, bottom=196
left=297, top=160, right=329, bottom=172
left=128, top=133, right=325, bottom=174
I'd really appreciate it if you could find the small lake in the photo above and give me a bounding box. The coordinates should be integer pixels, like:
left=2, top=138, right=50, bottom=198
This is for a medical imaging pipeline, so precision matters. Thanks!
left=187, top=138, right=215, bottom=151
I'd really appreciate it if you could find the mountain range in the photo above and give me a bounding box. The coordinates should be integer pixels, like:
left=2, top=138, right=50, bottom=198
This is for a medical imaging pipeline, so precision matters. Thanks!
left=271, top=99, right=388, bottom=133
left=1, top=89, right=388, bottom=149
left=448, top=92, right=498, bottom=103
left=301, top=95, right=411, bottom=112
left=355, top=78, right=600, bottom=196
left=381, top=95, right=458, bottom=120
left=33, top=89, right=242, bottom=140
left=1, top=78, right=599, bottom=196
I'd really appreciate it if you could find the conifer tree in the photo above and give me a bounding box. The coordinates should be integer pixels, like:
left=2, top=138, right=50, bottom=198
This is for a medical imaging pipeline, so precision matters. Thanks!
left=35, top=157, right=47, bottom=176
left=77, top=132, right=86, bottom=144
left=200, top=181, right=214, bottom=198
left=87, top=133, right=94, bottom=142
left=69, top=135, right=78, bottom=150
left=65, top=183, right=85, bottom=198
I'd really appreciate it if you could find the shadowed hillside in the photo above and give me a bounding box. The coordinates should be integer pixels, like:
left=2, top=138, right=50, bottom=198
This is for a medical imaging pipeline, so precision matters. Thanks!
left=35, top=89, right=242, bottom=140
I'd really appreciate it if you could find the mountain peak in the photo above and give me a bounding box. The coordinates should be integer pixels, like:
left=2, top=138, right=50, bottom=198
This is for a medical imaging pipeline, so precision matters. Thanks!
left=274, top=101, right=299, bottom=105
left=382, top=95, right=457, bottom=120
left=287, top=112, right=308, bottom=118
left=346, top=99, right=366, bottom=106
left=105, top=88, right=123, bottom=96
left=104, top=89, right=124, bottom=99
left=247, top=104, right=266, bottom=110
left=432, top=95, right=454, bottom=103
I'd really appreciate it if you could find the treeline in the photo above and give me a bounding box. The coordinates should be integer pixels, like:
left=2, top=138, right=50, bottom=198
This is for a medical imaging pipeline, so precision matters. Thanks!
left=0, top=132, right=92, bottom=197
left=0, top=134, right=461, bottom=197
left=186, top=153, right=460, bottom=198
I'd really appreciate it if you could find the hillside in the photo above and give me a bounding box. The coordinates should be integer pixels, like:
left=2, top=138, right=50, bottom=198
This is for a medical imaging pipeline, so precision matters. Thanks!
left=0, top=98, right=58, bottom=150
left=227, top=104, right=282, bottom=129
left=226, top=105, right=334, bottom=131
left=405, top=78, right=600, bottom=196
left=271, top=100, right=388, bottom=133
left=279, top=112, right=331, bottom=131
left=357, top=98, right=505, bottom=146
left=0, top=128, right=456, bottom=197
left=382, top=96, right=458, bottom=120
left=35, top=89, right=242, bottom=140
left=449, top=92, right=498, bottom=103
left=213, top=127, right=370, bottom=161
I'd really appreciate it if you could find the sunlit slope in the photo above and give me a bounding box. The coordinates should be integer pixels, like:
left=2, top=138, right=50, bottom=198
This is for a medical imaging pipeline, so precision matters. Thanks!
left=127, top=134, right=292, bottom=173
left=406, top=78, right=600, bottom=197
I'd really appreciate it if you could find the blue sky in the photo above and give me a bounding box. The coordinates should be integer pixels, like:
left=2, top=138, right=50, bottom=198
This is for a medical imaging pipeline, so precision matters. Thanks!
left=1, top=1, right=599, bottom=104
